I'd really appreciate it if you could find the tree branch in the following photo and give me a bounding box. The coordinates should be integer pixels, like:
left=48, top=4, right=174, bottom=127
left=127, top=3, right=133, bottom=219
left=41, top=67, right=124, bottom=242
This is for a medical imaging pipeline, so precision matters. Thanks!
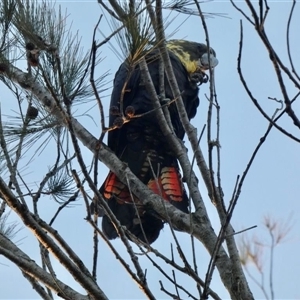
left=0, top=233, right=93, bottom=300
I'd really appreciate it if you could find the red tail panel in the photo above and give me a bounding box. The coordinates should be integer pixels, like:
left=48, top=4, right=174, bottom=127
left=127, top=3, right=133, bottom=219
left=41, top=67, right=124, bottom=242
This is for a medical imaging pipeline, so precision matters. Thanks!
left=147, top=177, right=168, bottom=199
left=147, top=167, right=185, bottom=203
left=103, top=172, right=133, bottom=203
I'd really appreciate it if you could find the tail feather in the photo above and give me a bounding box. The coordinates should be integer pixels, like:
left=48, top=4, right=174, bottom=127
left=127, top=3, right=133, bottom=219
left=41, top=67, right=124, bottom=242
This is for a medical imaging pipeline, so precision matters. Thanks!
left=101, top=160, right=188, bottom=243
left=147, top=166, right=189, bottom=212
left=102, top=172, right=132, bottom=203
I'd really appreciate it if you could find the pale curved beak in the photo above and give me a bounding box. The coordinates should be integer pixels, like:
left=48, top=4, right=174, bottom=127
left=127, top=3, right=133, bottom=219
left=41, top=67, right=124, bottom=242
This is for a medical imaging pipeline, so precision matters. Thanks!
left=200, top=53, right=219, bottom=70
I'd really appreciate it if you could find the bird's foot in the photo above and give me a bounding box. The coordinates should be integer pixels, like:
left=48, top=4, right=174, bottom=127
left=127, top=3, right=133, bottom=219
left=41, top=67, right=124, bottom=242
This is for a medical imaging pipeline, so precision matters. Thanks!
left=190, top=72, right=209, bottom=85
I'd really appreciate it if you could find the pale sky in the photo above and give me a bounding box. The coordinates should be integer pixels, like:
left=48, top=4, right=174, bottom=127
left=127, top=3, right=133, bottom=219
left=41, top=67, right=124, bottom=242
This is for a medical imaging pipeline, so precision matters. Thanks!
left=1, top=1, right=299, bottom=299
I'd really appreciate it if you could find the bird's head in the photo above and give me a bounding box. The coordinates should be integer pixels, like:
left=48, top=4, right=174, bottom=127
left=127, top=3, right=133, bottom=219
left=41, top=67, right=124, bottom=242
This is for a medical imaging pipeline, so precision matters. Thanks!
left=166, top=39, right=218, bottom=83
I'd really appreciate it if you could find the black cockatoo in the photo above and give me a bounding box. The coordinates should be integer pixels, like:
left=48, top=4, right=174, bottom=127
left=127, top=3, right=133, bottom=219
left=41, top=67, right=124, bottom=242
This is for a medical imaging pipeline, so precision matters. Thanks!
left=100, top=39, right=218, bottom=244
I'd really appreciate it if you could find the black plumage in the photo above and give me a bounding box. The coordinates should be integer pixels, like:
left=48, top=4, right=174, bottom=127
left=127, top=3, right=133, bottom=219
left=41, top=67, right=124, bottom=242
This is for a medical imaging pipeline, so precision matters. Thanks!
left=100, top=40, right=217, bottom=244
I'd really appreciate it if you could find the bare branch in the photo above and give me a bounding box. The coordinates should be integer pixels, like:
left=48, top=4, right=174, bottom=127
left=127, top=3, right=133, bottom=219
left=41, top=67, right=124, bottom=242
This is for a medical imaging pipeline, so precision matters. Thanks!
left=0, top=233, right=93, bottom=300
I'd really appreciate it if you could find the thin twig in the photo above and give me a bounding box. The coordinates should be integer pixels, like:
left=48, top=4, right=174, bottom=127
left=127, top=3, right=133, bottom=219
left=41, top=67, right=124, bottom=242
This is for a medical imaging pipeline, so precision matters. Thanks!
left=226, top=225, right=257, bottom=238
left=286, top=1, right=299, bottom=81
left=244, top=0, right=300, bottom=129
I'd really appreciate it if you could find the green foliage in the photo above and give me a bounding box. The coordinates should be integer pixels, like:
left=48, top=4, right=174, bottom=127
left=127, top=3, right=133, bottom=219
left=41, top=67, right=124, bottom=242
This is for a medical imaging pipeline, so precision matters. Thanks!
left=0, top=211, right=21, bottom=240
left=46, top=168, right=78, bottom=204
left=113, top=2, right=156, bottom=65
